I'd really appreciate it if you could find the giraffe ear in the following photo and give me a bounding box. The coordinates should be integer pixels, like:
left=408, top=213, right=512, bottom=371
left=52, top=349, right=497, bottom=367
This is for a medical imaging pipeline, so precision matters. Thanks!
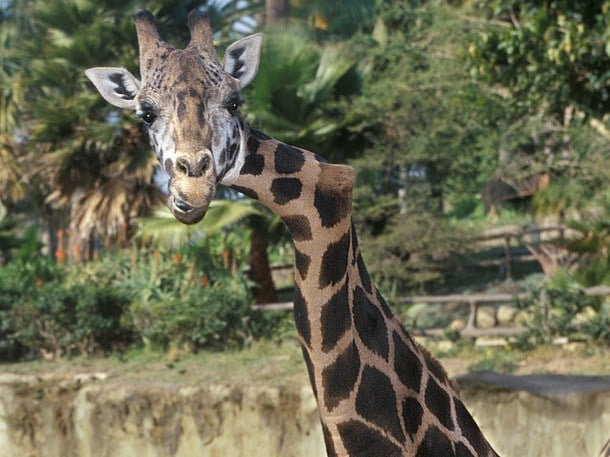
left=85, top=67, right=141, bottom=109
left=222, top=33, right=263, bottom=88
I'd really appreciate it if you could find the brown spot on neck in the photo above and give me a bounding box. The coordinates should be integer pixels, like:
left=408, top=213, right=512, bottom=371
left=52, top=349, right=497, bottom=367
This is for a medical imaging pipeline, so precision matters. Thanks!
left=314, top=163, right=355, bottom=229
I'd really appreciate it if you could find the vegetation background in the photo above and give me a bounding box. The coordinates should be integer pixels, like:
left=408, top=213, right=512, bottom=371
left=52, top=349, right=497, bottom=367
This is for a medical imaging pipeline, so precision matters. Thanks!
left=0, top=0, right=608, bottom=362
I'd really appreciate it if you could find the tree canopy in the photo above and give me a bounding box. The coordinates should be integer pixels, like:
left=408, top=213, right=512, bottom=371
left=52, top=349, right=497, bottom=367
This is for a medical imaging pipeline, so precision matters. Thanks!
left=469, top=0, right=610, bottom=120
left=0, top=0, right=608, bottom=293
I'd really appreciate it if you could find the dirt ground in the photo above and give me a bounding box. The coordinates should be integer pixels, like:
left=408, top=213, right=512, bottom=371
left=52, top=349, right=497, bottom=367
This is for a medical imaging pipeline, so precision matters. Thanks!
left=1, top=338, right=608, bottom=388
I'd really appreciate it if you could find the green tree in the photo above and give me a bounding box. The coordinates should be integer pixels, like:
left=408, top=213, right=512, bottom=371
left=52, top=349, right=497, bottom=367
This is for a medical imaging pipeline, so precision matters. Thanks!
left=469, top=1, right=610, bottom=208
left=0, top=1, right=26, bottom=206
left=244, top=23, right=367, bottom=162
left=263, top=0, right=376, bottom=36
left=137, top=199, right=262, bottom=249
left=231, top=4, right=373, bottom=301
left=469, top=0, right=610, bottom=120
left=345, top=1, right=502, bottom=292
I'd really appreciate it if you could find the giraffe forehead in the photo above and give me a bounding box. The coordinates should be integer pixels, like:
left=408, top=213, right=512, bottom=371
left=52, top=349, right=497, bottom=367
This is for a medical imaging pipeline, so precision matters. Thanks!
left=142, top=50, right=233, bottom=103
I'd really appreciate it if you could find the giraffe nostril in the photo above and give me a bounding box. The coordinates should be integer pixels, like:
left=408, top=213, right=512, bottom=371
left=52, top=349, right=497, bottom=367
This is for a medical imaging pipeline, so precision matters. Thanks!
left=175, top=156, right=210, bottom=178
left=176, top=157, right=190, bottom=176
left=198, top=156, right=210, bottom=176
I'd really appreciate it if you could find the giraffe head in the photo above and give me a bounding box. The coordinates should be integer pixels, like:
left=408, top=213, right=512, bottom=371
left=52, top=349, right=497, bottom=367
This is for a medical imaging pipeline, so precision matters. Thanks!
left=85, top=10, right=262, bottom=224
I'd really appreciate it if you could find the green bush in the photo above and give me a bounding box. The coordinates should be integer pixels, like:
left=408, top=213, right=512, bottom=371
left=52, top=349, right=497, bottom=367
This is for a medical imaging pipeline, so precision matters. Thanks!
left=9, top=275, right=134, bottom=359
left=0, top=263, right=28, bottom=359
left=514, top=272, right=608, bottom=348
left=0, top=246, right=291, bottom=361
left=0, top=257, right=66, bottom=360
left=130, top=275, right=260, bottom=351
left=0, top=253, right=135, bottom=360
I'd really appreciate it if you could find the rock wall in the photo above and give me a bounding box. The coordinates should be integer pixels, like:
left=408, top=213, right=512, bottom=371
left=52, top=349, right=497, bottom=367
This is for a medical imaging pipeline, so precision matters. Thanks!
left=1, top=373, right=609, bottom=457
left=463, top=388, right=610, bottom=457
left=0, top=376, right=325, bottom=457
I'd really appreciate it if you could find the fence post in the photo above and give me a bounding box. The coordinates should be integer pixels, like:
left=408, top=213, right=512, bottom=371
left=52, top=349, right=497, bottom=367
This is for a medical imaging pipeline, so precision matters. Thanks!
left=540, top=288, right=549, bottom=339
left=465, top=300, right=478, bottom=332
left=503, top=234, right=513, bottom=280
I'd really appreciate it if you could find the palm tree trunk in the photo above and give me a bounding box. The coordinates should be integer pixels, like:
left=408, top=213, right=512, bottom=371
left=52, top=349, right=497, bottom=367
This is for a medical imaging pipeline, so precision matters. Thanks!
left=249, top=215, right=277, bottom=304
left=265, top=0, right=287, bottom=25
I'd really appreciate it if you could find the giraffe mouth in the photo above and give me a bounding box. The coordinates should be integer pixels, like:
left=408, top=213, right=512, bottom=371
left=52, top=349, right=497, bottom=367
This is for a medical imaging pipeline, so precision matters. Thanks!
left=168, top=195, right=207, bottom=225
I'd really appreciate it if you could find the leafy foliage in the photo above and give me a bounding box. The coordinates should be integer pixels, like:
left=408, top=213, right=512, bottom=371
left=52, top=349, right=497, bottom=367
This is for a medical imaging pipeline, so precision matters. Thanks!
left=469, top=0, right=610, bottom=119
left=514, top=272, right=609, bottom=348
left=0, top=0, right=608, bottom=359
left=0, top=240, right=287, bottom=361
left=137, top=199, right=262, bottom=249
left=565, top=214, right=610, bottom=286
left=12, top=276, right=133, bottom=359
left=345, top=1, right=499, bottom=292
left=130, top=275, right=255, bottom=351
left=360, top=214, right=472, bottom=295
left=244, top=23, right=367, bottom=162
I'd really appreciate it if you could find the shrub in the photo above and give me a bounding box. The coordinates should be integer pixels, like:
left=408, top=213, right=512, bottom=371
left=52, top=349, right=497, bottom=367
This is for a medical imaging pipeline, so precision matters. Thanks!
left=0, top=263, right=28, bottom=360
left=514, top=272, right=608, bottom=348
left=11, top=280, right=134, bottom=359
left=0, top=257, right=65, bottom=360
left=0, top=247, right=290, bottom=360
left=130, top=275, right=259, bottom=351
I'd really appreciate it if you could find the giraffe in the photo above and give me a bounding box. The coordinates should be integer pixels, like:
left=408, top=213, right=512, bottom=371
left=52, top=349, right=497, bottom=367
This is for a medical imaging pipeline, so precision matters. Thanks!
left=85, top=10, right=500, bottom=456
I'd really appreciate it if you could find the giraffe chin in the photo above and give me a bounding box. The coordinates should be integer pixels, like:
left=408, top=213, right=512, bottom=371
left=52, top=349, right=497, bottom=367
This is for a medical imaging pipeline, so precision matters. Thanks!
left=168, top=195, right=208, bottom=225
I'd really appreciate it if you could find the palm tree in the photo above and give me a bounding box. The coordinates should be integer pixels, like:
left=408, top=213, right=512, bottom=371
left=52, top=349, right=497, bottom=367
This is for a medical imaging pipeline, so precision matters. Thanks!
left=231, top=22, right=369, bottom=302
left=137, top=199, right=262, bottom=249
left=244, top=23, right=368, bottom=161
left=0, top=4, right=25, bottom=206
left=16, top=0, right=255, bottom=260
left=13, top=0, right=148, bottom=258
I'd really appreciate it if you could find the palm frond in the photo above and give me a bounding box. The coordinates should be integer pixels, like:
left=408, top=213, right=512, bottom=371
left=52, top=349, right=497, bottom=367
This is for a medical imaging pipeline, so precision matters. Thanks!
left=300, top=44, right=355, bottom=104
left=71, top=176, right=162, bottom=243
left=0, top=133, right=24, bottom=202
left=137, top=199, right=262, bottom=249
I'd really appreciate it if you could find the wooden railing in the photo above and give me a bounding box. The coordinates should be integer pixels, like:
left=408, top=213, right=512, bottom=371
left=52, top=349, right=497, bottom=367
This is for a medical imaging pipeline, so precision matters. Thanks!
left=472, top=225, right=567, bottom=279
left=254, top=285, right=610, bottom=338
left=398, top=285, right=610, bottom=337
left=252, top=225, right=607, bottom=337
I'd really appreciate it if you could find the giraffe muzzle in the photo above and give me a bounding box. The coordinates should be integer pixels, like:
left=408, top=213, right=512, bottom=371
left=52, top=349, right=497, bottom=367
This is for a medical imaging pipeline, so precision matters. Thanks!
left=167, top=151, right=217, bottom=224
left=168, top=194, right=209, bottom=224
left=175, top=155, right=211, bottom=178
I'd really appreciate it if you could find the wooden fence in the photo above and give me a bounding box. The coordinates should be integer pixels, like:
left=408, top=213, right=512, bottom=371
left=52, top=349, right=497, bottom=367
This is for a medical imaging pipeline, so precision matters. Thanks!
left=252, top=225, right=607, bottom=338
left=397, top=285, right=610, bottom=338
left=253, top=285, right=610, bottom=338
left=472, top=225, right=567, bottom=279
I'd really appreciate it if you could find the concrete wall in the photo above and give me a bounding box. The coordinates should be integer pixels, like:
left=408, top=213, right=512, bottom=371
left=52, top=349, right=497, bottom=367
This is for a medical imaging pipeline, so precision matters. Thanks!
left=1, top=374, right=608, bottom=457
left=463, top=388, right=610, bottom=457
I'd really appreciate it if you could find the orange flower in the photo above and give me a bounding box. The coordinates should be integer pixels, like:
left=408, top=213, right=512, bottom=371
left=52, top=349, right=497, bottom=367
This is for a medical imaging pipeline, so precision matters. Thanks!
left=55, top=246, right=66, bottom=263
left=314, top=15, right=328, bottom=30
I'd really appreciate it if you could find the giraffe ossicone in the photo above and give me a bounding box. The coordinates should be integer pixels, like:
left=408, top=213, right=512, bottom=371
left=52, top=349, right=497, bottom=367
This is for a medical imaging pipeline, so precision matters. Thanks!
left=86, top=10, right=501, bottom=456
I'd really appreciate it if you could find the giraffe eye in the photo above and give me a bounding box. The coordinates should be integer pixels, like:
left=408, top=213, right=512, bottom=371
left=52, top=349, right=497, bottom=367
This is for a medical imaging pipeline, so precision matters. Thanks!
left=225, top=94, right=243, bottom=116
left=137, top=105, right=157, bottom=125
left=227, top=101, right=240, bottom=115
left=141, top=111, right=157, bottom=125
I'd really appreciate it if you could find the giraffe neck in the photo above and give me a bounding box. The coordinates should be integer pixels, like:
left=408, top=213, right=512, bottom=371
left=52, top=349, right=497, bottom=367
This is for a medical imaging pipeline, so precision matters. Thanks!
left=221, top=126, right=498, bottom=457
